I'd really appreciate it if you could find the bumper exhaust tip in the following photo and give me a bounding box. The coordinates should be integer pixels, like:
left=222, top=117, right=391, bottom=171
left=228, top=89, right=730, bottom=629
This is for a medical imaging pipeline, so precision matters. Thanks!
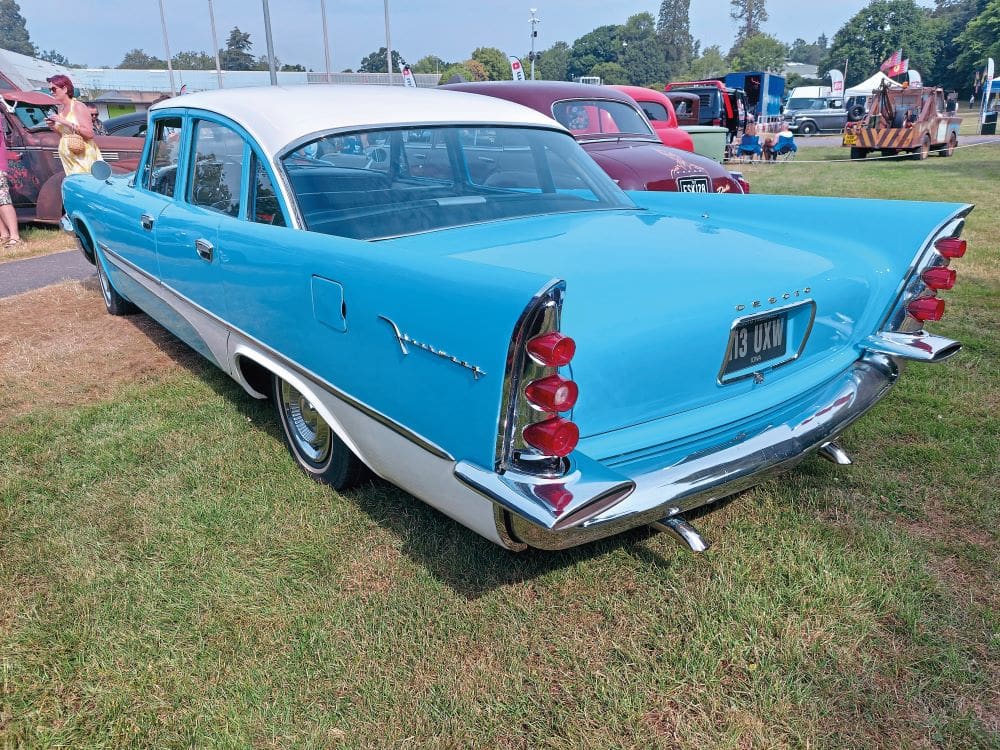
left=651, top=516, right=710, bottom=553
left=818, top=440, right=852, bottom=465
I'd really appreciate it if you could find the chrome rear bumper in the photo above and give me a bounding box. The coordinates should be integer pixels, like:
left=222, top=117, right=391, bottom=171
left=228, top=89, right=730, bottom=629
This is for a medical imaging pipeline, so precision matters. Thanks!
left=457, top=353, right=903, bottom=550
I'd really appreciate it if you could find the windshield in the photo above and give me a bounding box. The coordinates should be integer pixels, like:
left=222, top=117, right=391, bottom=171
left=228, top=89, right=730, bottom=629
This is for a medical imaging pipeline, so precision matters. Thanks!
left=551, top=99, right=654, bottom=137
left=282, top=125, right=635, bottom=241
left=12, top=101, right=57, bottom=131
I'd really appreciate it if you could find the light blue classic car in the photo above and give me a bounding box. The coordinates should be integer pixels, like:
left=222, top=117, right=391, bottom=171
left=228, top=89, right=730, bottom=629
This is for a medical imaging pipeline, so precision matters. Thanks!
left=62, top=85, right=971, bottom=552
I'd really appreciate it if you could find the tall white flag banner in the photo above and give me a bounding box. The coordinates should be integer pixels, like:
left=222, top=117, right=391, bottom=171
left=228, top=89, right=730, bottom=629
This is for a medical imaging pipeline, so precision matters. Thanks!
left=828, top=69, right=844, bottom=95
left=907, top=69, right=922, bottom=87
left=509, top=56, right=526, bottom=81
left=983, top=58, right=995, bottom=123
left=400, top=63, right=416, bottom=88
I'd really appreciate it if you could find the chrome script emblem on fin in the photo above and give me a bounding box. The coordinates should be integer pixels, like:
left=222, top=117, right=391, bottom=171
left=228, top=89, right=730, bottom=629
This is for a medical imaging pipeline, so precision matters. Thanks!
left=379, top=315, right=486, bottom=380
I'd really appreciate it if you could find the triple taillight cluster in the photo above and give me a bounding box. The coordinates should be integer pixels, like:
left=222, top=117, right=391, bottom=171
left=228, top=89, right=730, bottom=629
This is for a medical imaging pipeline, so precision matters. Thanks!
left=907, top=237, right=966, bottom=323
left=520, top=332, right=580, bottom=458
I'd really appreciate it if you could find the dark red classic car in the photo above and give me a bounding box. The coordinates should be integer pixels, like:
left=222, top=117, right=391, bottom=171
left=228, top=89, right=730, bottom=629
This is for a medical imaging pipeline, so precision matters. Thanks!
left=443, top=81, right=748, bottom=194
left=1, top=90, right=143, bottom=224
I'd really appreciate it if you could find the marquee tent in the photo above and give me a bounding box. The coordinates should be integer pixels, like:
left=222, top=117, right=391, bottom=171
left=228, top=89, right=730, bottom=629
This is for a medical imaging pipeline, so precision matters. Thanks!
left=845, top=71, right=903, bottom=97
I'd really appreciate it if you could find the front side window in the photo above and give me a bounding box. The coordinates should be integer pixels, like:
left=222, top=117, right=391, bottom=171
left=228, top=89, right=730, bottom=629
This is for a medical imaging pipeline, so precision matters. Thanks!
left=282, top=125, right=634, bottom=241
left=144, top=117, right=182, bottom=197
left=189, top=120, right=244, bottom=217
left=552, top=100, right=653, bottom=136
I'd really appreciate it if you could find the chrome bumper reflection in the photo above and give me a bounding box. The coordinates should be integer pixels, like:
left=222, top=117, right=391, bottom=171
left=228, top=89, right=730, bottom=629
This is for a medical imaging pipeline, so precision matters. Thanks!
left=459, top=355, right=903, bottom=550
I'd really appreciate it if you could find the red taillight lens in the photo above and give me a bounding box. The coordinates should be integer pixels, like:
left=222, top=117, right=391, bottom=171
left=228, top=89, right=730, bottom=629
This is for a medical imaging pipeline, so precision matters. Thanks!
left=526, top=332, right=576, bottom=367
left=908, top=297, right=945, bottom=321
left=935, top=238, right=967, bottom=258
left=523, top=417, right=579, bottom=457
left=525, top=375, right=578, bottom=413
left=535, top=484, right=573, bottom=513
left=922, top=267, right=956, bottom=290
left=712, top=118, right=722, bottom=126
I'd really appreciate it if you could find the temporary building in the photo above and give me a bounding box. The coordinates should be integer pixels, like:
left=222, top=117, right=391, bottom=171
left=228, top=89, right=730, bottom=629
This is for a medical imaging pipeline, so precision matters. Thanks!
left=845, top=71, right=903, bottom=97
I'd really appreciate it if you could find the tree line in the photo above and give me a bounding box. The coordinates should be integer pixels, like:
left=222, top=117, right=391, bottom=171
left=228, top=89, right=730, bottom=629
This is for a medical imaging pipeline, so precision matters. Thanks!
left=2, top=0, right=997, bottom=95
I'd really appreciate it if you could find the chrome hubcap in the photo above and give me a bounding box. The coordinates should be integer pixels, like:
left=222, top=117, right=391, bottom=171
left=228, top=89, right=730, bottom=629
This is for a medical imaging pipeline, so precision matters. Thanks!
left=280, top=380, right=331, bottom=464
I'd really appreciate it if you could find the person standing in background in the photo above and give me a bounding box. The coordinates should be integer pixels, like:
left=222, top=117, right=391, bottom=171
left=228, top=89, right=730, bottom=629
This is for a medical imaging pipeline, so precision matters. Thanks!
left=0, top=122, right=22, bottom=248
left=44, top=74, right=102, bottom=176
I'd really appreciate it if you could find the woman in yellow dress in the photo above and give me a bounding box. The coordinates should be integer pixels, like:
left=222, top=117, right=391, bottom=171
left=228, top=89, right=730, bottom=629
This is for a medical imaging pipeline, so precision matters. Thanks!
left=44, top=74, right=102, bottom=176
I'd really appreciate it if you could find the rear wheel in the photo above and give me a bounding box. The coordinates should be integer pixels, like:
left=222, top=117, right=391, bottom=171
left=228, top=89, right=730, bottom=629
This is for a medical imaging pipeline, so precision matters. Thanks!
left=798, top=121, right=818, bottom=136
left=96, top=253, right=137, bottom=316
left=272, top=375, right=366, bottom=490
left=850, top=147, right=869, bottom=160
left=940, top=132, right=957, bottom=157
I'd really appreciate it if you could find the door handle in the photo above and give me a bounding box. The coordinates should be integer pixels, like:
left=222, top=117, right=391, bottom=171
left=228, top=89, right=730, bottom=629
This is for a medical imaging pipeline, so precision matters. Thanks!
left=140, top=213, right=154, bottom=230
left=195, top=238, right=214, bottom=262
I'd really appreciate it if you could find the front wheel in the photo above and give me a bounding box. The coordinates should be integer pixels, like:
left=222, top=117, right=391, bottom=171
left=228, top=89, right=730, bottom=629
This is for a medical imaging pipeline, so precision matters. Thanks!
left=850, top=147, right=869, bottom=160
left=940, top=132, right=957, bottom=157
left=96, top=253, right=137, bottom=316
left=798, top=121, right=818, bottom=136
left=272, top=375, right=366, bottom=490
left=917, top=136, right=931, bottom=161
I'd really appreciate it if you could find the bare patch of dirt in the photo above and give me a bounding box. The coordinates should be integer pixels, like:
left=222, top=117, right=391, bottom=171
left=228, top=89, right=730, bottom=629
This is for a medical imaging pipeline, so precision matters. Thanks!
left=0, top=226, right=73, bottom=263
left=0, top=279, right=199, bottom=420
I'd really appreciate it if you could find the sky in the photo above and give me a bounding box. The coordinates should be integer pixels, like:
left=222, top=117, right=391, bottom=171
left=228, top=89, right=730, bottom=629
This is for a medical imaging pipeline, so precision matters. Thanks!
left=20, top=0, right=937, bottom=73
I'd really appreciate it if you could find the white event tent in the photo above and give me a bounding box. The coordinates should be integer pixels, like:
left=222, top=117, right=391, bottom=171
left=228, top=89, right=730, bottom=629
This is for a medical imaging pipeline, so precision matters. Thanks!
left=845, top=71, right=904, bottom=97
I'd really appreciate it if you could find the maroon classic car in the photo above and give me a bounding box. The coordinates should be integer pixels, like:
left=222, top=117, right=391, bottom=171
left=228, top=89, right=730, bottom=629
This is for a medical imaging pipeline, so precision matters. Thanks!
left=1, top=90, right=143, bottom=224
left=443, top=81, right=748, bottom=194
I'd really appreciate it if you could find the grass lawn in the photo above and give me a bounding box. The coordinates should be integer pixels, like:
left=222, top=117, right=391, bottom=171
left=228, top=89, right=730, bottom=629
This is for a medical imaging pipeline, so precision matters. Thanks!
left=0, top=225, right=74, bottom=263
left=1, top=144, right=997, bottom=749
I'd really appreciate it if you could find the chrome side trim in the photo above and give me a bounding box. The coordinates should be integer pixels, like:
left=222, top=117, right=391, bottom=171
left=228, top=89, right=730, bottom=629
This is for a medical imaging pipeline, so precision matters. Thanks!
left=503, top=354, right=899, bottom=550
left=99, top=245, right=453, bottom=462
left=864, top=331, right=962, bottom=363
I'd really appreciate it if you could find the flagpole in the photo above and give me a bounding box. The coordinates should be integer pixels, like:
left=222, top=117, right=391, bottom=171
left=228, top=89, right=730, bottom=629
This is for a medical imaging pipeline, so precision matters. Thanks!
left=207, top=0, right=223, bottom=89
left=320, top=0, right=332, bottom=83
left=262, top=0, right=278, bottom=85
left=383, top=0, right=394, bottom=84
left=157, top=0, right=176, bottom=96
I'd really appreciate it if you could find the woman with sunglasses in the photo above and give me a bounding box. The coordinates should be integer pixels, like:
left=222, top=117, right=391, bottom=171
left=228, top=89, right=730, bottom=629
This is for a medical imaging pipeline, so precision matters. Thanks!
left=44, top=74, right=103, bottom=176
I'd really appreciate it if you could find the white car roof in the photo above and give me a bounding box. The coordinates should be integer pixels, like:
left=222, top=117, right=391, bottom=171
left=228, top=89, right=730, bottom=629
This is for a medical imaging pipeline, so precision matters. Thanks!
left=151, top=84, right=567, bottom=156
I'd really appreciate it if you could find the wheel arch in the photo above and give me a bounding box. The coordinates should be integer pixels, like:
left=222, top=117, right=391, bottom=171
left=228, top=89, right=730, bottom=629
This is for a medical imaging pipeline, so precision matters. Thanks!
left=68, top=212, right=97, bottom=264
left=230, top=345, right=373, bottom=472
left=35, top=172, right=66, bottom=224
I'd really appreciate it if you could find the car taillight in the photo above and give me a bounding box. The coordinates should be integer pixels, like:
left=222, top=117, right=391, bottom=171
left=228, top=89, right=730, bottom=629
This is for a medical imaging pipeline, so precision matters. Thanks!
left=525, top=374, right=578, bottom=413
left=523, top=417, right=580, bottom=457
left=527, top=332, right=576, bottom=366
left=935, top=238, right=966, bottom=258
left=922, top=267, right=956, bottom=290
left=908, top=297, right=945, bottom=321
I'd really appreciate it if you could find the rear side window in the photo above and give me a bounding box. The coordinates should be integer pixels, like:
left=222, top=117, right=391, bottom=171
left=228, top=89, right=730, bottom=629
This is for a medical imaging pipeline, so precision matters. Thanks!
left=251, top=155, right=286, bottom=227
left=189, top=120, right=244, bottom=217
left=144, top=117, right=182, bottom=197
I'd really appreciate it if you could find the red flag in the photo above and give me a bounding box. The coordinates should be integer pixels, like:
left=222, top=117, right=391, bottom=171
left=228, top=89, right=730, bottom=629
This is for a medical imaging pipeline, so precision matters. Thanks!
left=888, top=58, right=910, bottom=77
left=880, top=49, right=902, bottom=73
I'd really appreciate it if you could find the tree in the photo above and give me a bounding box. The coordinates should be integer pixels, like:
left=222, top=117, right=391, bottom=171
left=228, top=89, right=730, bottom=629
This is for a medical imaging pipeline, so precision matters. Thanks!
left=681, top=45, right=728, bottom=79
left=953, top=0, right=1000, bottom=74
left=0, top=0, right=35, bottom=56
left=729, top=33, right=787, bottom=71
left=117, top=49, right=167, bottom=69
left=620, top=12, right=665, bottom=85
left=535, top=41, right=571, bottom=81
left=657, top=0, right=697, bottom=82
left=787, top=36, right=827, bottom=65
left=730, top=0, right=769, bottom=47
left=412, top=55, right=447, bottom=74
left=471, top=47, right=509, bottom=81
left=219, top=27, right=255, bottom=71
left=358, top=47, right=406, bottom=74
left=281, top=63, right=306, bottom=72
left=172, top=50, right=215, bottom=70
left=589, top=61, right=629, bottom=85
left=437, top=62, right=475, bottom=84
left=567, top=25, right=622, bottom=80
left=819, top=0, right=937, bottom=86
left=40, top=49, right=74, bottom=67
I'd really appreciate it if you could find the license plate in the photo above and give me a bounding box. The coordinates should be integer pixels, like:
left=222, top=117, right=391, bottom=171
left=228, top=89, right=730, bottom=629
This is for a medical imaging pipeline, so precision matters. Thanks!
left=722, top=312, right=788, bottom=375
left=677, top=176, right=710, bottom=193
left=843, top=133, right=858, bottom=145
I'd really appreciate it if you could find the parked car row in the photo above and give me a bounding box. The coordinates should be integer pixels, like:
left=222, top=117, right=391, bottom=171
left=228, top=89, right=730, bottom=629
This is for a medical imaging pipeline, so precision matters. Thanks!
left=62, top=84, right=971, bottom=553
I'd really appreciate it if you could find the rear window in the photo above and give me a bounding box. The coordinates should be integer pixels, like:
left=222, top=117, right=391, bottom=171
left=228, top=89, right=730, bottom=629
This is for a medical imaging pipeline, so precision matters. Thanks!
left=281, top=125, right=634, bottom=241
left=639, top=101, right=670, bottom=122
